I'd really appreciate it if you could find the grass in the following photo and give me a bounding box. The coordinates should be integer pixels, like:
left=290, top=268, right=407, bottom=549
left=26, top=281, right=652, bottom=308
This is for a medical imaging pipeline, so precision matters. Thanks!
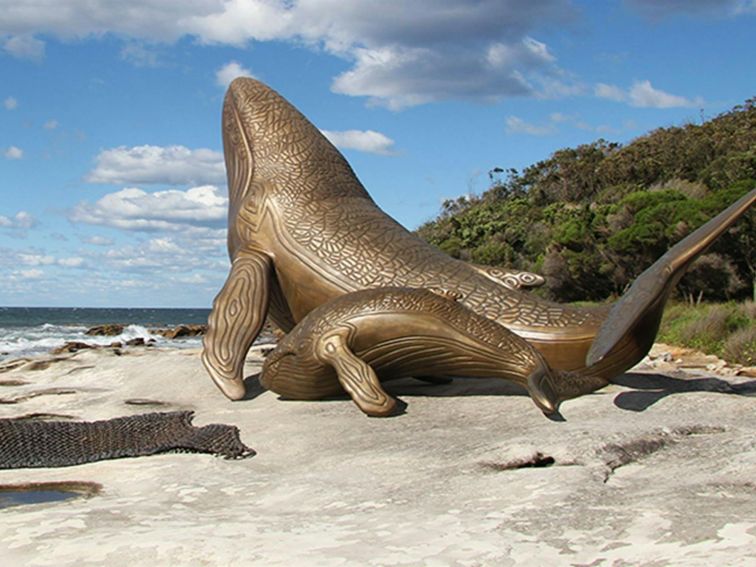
left=657, top=301, right=756, bottom=365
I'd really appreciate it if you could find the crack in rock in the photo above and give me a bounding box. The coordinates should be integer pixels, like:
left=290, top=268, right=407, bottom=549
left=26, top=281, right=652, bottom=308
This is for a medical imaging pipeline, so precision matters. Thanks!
left=0, top=359, right=29, bottom=373
left=124, top=398, right=171, bottom=407
left=63, top=365, right=96, bottom=376
left=6, top=412, right=77, bottom=421
left=0, top=379, right=29, bottom=386
left=480, top=451, right=556, bottom=472
left=0, top=387, right=78, bottom=405
left=601, top=425, right=726, bottom=483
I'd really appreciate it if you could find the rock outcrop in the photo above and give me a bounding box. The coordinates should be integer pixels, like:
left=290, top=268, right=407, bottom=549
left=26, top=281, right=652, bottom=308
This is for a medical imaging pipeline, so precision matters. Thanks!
left=85, top=324, right=125, bottom=336
left=0, top=345, right=754, bottom=565
left=152, top=324, right=207, bottom=339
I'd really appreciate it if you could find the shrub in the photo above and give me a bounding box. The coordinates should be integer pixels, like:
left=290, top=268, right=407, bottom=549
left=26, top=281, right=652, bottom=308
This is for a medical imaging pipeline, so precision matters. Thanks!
left=658, top=301, right=756, bottom=364
left=723, top=327, right=756, bottom=366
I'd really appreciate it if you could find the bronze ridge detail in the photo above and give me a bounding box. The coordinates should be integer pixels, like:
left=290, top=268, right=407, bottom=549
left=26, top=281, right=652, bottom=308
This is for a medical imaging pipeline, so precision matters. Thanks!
left=202, top=77, right=756, bottom=417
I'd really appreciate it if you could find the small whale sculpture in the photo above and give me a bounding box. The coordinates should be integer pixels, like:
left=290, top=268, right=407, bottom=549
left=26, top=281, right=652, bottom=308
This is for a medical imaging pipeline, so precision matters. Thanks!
left=260, top=287, right=603, bottom=417
left=203, top=77, right=755, bottom=405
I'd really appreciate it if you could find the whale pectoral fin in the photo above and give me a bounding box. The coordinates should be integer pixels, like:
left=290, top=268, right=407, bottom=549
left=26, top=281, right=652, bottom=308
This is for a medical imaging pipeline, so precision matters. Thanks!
left=469, top=264, right=545, bottom=290
left=586, top=187, right=756, bottom=367
left=202, top=250, right=272, bottom=400
left=317, top=333, right=398, bottom=417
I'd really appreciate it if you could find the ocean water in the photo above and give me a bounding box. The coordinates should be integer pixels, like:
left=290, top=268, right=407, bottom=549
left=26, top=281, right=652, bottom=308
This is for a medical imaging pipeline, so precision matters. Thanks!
left=0, top=307, right=212, bottom=361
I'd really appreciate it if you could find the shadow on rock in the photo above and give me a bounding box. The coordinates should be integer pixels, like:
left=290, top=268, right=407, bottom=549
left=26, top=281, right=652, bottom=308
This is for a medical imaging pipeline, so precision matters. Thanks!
left=245, top=375, right=529, bottom=404
left=611, top=372, right=756, bottom=412
left=242, top=373, right=268, bottom=401
left=382, top=377, right=528, bottom=399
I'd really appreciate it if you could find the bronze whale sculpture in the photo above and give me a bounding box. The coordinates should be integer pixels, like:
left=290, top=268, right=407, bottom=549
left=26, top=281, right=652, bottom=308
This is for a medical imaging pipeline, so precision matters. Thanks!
left=260, top=287, right=604, bottom=417
left=203, top=77, right=756, bottom=404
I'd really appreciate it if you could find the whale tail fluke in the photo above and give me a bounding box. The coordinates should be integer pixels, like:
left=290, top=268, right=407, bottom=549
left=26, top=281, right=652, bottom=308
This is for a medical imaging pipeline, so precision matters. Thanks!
left=586, top=187, right=756, bottom=368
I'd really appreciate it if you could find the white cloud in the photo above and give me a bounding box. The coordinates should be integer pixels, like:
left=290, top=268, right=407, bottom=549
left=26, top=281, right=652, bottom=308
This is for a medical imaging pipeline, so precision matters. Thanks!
left=505, top=112, right=621, bottom=136
left=549, top=112, right=570, bottom=123
left=57, top=257, right=85, bottom=267
left=97, top=235, right=227, bottom=276
left=594, top=80, right=701, bottom=108
left=4, top=146, right=23, bottom=159
left=19, top=253, right=84, bottom=268
left=18, top=269, right=44, bottom=279
left=625, top=0, right=755, bottom=19
left=329, top=39, right=562, bottom=109
left=119, top=41, right=161, bottom=67
left=176, top=273, right=208, bottom=284
left=70, top=185, right=228, bottom=232
left=505, top=116, right=555, bottom=136
left=3, top=96, right=17, bottom=110
left=19, top=254, right=55, bottom=266
left=0, top=211, right=36, bottom=231
left=0, top=1, right=218, bottom=42
left=736, top=0, right=756, bottom=14
left=0, top=0, right=577, bottom=108
left=594, top=83, right=626, bottom=102
left=547, top=112, right=618, bottom=134
left=43, top=119, right=59, bottom=129
left=83, top=235, right=114, bottom=246
left=147, top=237, right=183, bottom=253
left=87, top=145, right=225, bottom=185
left=2, top=34, right=45, bottom=60
left=216, top=61, right=254, bottom=88
left=320, top=129, right=396, bottom=155
left=13, top=211, right=35, bottom=229
left=628, top=80, right=701, bottom=108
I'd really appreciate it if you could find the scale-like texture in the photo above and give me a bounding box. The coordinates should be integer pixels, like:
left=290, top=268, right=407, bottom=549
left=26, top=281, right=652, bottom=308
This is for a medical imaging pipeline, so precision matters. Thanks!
left=0, top=411, right=254, bottom=469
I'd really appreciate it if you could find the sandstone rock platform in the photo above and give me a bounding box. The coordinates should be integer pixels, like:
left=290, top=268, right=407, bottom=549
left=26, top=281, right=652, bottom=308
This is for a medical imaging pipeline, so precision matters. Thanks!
left=0, top=345, right=754, bottom=565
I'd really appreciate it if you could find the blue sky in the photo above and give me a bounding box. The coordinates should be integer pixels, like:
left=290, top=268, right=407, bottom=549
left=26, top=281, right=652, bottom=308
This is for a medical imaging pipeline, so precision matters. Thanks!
left=1, top=0, right=754, bottom=308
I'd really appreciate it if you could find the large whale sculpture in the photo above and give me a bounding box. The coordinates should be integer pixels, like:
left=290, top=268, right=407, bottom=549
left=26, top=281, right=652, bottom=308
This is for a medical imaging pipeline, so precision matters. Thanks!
left=203, top=77, right=755, bottom=408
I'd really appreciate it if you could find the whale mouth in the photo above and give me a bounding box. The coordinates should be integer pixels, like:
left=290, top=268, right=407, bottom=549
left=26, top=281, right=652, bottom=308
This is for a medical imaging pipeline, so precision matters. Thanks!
left=526, top=366, right=560, bottom=415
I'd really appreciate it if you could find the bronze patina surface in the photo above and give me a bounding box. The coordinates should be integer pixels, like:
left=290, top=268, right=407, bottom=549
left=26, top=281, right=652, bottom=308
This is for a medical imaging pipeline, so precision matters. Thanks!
left=260, top=287, right=604, bottom=417
left=203, top=77, right=756, bottom=406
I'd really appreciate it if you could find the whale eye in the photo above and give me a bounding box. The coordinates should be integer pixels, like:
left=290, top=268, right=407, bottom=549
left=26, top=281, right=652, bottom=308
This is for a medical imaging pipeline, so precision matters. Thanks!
left=427, top=287, right=463, bottom=301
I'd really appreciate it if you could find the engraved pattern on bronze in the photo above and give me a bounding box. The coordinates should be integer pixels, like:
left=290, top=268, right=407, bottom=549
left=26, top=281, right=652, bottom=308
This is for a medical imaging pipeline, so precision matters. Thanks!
left=202, top=251, right=271, bottom=400
left=204, top=77, right=756, bottom=405
left=317, top=330, right=396, bottom=417
left=259, top=288, right=605, bottom=417
left=470, top=265, right=546, bottom=290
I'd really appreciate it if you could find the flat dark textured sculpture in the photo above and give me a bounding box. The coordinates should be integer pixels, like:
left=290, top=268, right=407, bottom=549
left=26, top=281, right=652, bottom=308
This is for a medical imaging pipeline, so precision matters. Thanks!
left=203, top=77, right=756, bottom=412
left=0, top=412, right=254, bottom=469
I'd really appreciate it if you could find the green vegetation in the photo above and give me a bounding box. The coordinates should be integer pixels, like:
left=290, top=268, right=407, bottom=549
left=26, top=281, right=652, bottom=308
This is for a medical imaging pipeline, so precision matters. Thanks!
left=658, top=302, right=756, bottom=365
left=416, top=98, right=756, bottom=304
left=416, top=98, right=756, bottom=363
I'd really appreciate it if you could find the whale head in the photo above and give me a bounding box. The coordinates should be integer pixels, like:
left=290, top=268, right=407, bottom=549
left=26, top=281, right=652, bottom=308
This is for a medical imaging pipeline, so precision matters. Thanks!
left=223, top=77, right=369, bottom=204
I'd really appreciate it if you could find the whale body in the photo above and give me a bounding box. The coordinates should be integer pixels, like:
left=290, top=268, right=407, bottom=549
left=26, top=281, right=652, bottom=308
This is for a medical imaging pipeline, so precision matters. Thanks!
left=202, top=77, right=756, bottom=403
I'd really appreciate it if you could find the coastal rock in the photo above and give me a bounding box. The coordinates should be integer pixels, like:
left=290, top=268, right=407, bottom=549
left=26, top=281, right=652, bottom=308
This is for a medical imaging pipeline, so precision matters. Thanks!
left=85, top=324, right=125, bottom=336
left=0, top=345, right=754, bottom=565
left=152, top=324, right=207, bottom=339
left=51, top=341, right=96, bottom=354
left=124, top=337, right=156, bottom=347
